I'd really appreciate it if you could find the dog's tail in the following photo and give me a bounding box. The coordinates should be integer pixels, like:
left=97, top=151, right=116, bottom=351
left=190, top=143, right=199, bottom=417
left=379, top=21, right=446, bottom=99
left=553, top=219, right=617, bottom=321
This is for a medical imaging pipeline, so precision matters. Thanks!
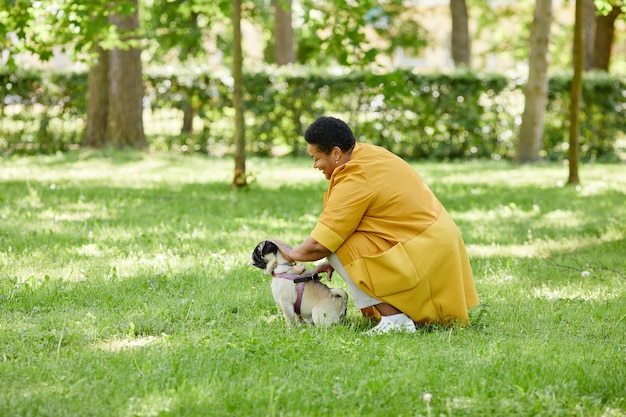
left=330, top=288, right=348, bottom=300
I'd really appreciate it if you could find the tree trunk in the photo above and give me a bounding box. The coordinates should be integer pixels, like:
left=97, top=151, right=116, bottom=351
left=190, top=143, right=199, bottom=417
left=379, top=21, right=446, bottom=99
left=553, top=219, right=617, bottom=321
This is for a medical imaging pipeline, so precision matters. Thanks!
left=181, top=12, right=200, bottom=134
left=181, top=102, right=194, bottom=134
left=274, top=0, right=295, bottom=65
left=232, top=0, right=247, bottom=188
left=106, top=0, right=147, bottom=149
left=593, top=6, right=621, bottom=72
left=515, top=0, right=552, bottom=164
left=450, top=0, right=470, bottom=67
left=83, top=45, right=109, bottom=148
left=583, top=0, right=596, bottom=70
left=568, top=0, right=584, bottom=185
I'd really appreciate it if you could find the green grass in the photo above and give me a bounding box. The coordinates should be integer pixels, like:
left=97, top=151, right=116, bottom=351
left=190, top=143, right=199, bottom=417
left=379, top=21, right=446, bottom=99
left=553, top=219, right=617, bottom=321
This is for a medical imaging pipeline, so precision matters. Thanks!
left=1, top=151, right=625, bottom=417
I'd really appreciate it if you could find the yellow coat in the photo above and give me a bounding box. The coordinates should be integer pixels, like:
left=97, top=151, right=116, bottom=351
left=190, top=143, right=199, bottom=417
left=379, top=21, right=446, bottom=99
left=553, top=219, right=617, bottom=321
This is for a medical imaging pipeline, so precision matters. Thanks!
left=310, top=143, right=479, bottom=325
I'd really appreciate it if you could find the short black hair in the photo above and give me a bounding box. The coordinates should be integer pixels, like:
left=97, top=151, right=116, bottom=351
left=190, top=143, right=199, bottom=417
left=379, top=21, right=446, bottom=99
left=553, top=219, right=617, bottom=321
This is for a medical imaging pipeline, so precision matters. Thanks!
left=304, top=116, right=356, bottom=154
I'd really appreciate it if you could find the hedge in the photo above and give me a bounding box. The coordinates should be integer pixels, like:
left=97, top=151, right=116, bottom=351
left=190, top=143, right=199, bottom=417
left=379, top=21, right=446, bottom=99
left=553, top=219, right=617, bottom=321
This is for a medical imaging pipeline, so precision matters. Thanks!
left=1, top=67, right=624, bottom=161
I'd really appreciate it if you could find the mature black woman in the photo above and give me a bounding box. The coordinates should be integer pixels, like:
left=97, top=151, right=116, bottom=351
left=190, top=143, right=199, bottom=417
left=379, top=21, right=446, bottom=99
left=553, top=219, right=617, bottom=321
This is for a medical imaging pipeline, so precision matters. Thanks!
left=271, top=116, right=479, bottom=335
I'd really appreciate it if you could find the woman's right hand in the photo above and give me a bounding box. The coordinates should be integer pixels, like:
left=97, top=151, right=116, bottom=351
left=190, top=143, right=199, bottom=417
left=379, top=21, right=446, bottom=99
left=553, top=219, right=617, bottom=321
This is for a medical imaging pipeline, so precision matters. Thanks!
left=312, top=261, right=335, bottom=281
left=268, top=239, right=294, bottom=261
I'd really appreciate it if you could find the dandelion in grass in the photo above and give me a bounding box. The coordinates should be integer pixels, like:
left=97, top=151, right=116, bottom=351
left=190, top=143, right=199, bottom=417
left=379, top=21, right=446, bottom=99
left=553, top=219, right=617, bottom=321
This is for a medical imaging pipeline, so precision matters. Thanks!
left=423, top=393, right=433, bottom=417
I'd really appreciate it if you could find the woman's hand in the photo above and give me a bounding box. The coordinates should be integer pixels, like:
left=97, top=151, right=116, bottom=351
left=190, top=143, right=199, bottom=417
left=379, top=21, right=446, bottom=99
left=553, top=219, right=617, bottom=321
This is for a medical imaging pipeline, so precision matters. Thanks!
left=311, top=261, right=335, bottom=282
left=268, top=239, right=293, bottom=261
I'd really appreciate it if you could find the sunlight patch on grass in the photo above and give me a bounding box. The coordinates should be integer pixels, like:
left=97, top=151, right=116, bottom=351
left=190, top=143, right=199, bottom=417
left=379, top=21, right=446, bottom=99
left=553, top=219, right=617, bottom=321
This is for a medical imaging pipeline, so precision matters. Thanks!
left=578, top=176, right=626, bottom=195
left=101, top=251, right=235, bottom=280
left=112, top=252, right=187, bottom=278
left=468, top=234, right=616, bottom=259
left=468, top=243, right=538, bottom=258
left=478, top=270, right=519, bottom=285
left=430, top=165, right=561, bottom=187
left=3, top=258, right=94, bottom=284
left=487, top=203, right=541, bottom=219
left=127, top=394, right=174, bottom=417
left=468, top=225, right=624, bottom=259
left=75, top=244, right=104, bottom=257
left=447, top=396, right=478, bottom=412
left=94, top=335, right=161, bottom=352
left=454, top=204, right=541, bottom=223
left=532, top=283, right=621, bottom=301
left=38, top=204, right=110, bottom=222
left=538, top=209, right=585, bottom=228
left=248, top=160, right=324, bottom=188
left=1, top=151, right=231, bottom=186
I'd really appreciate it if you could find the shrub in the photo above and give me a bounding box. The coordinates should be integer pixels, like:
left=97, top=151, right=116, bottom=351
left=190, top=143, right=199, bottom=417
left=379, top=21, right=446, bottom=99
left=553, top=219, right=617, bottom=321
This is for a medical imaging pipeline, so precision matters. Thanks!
left=1, top=67, right=624, bottom=161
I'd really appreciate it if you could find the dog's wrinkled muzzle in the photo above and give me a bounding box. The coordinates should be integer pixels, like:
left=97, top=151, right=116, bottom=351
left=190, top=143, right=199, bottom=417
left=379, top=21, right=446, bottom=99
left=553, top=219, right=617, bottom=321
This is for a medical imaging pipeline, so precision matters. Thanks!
left=251, top=240, right=278, bottom=270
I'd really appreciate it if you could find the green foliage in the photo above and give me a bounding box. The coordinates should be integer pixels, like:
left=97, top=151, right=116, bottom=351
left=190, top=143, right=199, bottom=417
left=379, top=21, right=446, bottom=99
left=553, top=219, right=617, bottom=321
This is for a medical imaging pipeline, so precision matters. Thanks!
left=0, top=70, right=87, bottom=155
left=0, top=153, right=625, bottom=416
left=545, top=71, right=626, bottom=162
left=141, top=0, right=228, bottom=62
left=1, top=68, right=625, bottom=161
left=469, top=0, right=535, bottom=65
left=0, top=0, right=139, bottom=67
left=594, top=0, right=626, bottom=15
left=297, top=0, right=414, bottom=68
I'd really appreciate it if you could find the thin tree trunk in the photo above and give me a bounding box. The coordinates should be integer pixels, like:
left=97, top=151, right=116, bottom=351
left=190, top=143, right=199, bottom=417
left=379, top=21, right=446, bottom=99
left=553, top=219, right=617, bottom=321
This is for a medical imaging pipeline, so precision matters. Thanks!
left=515, top=0, right=552, bottom=163
left=106, top=0, right=147, bottom=149
left=232, top=0, right=247, bottom=188
left=583, top=0, right=596, bottom=70
left=181, top=12, right=200, bottom=134
left=83, top=45, right=109, bottom=148
left=568, top=0, right=584, bottom=185
left=181, top=103, right=194, bottom=134
left=450, top=0, right=470, bottom=67
left=274, top=0, right=295, bottom=65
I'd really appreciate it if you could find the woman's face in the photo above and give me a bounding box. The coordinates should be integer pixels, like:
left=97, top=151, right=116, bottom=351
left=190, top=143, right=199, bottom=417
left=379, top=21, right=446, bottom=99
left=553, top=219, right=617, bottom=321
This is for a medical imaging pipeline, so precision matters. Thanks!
left=307, top=143, right=338, bottom=180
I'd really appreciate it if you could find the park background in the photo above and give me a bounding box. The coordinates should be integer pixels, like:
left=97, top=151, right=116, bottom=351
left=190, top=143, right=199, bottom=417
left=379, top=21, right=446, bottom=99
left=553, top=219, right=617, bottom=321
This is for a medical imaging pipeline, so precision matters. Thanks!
left=1, top=0, right=625, bottom=416
left=1, top=0, right=625, bottom=175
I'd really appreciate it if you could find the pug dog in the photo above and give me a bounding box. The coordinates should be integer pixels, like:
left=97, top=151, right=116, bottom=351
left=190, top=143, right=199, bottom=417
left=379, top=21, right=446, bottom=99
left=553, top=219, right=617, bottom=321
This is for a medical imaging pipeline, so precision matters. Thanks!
left=251, top=240, right=348, bottom=328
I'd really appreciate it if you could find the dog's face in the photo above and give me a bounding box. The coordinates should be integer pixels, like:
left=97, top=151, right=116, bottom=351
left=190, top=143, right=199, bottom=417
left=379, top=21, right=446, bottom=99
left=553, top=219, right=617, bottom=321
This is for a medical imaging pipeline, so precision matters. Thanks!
left=251, top=240, right=279, bottom=274
left=251, top=240, right=305, bottom=275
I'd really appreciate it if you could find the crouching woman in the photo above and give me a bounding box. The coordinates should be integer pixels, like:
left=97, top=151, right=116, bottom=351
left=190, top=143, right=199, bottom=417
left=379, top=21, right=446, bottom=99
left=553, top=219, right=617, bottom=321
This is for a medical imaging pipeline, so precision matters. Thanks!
left=272, top=116, right=479, bottom=335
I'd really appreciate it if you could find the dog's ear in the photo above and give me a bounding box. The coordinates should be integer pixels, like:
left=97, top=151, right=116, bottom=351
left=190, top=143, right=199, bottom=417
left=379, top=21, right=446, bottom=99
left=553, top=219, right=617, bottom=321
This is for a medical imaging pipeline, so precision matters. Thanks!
left=251, top=240, right=279, bottom=270
left=263, top=254, right=278, bottom=275
left=261, top=240, right=279, bottom=256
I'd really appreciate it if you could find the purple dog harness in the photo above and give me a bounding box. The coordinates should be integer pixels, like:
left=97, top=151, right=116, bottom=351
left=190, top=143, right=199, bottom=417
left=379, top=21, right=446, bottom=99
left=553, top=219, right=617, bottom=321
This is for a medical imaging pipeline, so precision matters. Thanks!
left=271, top=273, right=319, bottom=315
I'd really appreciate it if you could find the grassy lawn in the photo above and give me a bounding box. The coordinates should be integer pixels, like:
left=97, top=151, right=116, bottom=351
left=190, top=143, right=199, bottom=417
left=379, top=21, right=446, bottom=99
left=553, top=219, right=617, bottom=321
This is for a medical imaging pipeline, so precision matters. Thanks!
left=1, top=151, right=625, bottom=417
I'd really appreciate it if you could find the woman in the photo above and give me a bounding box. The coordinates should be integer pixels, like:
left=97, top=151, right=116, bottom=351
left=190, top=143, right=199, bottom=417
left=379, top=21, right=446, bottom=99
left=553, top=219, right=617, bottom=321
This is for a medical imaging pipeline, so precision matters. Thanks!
left=271, top=116, right=479, bottom=334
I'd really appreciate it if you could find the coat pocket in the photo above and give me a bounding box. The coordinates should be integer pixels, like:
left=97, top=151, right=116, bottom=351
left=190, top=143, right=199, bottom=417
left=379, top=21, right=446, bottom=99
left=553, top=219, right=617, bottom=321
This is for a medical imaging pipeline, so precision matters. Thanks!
left=361, top=243, right=420, bottom=297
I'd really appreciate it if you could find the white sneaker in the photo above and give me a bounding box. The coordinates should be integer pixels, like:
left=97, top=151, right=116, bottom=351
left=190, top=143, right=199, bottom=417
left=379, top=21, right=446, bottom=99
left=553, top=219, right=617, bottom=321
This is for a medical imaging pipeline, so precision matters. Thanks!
left=365, top=315, right=416, bottom=335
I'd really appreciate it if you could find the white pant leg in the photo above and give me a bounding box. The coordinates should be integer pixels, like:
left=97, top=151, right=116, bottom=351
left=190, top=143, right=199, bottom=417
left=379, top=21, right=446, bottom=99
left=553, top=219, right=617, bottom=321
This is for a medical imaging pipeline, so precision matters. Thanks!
left=327, top=253, right=381, bottom=309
